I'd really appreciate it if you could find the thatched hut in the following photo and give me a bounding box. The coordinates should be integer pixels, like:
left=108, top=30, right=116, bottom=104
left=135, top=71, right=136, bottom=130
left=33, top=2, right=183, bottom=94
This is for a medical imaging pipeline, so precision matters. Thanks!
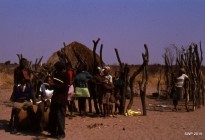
left=47, top=41, right=103, bottom=73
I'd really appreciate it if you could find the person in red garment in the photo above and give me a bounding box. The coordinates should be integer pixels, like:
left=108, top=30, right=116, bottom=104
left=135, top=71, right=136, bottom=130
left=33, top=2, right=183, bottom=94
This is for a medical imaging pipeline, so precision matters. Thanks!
left=66, top=64, right=77, bottom=119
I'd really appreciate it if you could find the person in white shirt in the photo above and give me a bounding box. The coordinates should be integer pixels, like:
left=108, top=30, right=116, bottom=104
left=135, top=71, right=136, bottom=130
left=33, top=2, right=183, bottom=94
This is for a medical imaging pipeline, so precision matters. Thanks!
left=175, top=68, right=189, bottom=100
left=103, top=66, right=113, bottom=83
left=175, top=74, right=189, bottom=88
left=173, top=68, right=189, bottom=111
left=39, top=75, right=54, bottom=103
left=102, top=66, right=115, bottom=117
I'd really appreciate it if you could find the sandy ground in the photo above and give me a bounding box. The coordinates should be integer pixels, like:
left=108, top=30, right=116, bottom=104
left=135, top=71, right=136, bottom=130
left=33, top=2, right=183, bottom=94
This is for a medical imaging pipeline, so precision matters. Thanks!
left=0, top=88, right=205, bottom=140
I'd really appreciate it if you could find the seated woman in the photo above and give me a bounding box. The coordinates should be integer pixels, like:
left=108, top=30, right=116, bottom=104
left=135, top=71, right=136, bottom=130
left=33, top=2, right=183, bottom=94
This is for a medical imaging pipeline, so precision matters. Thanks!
left=9, top=58, right=35, bottom=134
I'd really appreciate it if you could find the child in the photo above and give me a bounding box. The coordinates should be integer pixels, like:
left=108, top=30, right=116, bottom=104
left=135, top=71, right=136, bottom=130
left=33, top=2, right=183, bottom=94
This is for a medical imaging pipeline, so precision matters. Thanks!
left=113, top=71, right=122, bottom=114
left=172, top=87, right=179, bottom=111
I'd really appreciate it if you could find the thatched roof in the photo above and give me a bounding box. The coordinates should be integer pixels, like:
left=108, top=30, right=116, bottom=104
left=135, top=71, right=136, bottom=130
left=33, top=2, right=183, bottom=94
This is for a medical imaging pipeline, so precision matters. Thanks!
left=47, top=41, right=103, bottom=73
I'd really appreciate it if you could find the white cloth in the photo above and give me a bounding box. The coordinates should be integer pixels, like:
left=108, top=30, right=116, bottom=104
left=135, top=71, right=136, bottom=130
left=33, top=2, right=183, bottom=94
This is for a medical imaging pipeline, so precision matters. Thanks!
left=39, top=83, right=54, bottom=100
left=104, top=75, right=113, bottom=83
left=175, top=74, right=189, bottom=87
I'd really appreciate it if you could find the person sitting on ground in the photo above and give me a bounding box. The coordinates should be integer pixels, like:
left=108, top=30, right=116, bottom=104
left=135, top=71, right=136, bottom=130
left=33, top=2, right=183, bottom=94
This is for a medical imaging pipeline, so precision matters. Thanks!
left=9, top=58, right=35, bottom=134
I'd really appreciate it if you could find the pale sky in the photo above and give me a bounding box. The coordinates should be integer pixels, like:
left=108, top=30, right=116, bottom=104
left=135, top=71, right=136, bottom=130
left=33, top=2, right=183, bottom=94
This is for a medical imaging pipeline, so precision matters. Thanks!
left=0, top=0, right=205, bottom=65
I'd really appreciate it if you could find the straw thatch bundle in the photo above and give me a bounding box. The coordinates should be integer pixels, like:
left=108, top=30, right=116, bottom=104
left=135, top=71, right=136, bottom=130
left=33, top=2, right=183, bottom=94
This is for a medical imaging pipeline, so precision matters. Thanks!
left=47, top=41, right=102, bottom=73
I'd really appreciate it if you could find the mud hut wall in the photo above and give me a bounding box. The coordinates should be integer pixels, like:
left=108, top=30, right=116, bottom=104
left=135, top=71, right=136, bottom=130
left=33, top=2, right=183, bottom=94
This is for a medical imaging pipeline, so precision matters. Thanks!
left=46, top=41, right=102, bottom=73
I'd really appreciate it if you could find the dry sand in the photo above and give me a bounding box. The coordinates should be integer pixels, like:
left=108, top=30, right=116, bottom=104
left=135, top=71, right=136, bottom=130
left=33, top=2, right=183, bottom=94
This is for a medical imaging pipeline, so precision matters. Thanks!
left=0, top=88, right=205, bottom=140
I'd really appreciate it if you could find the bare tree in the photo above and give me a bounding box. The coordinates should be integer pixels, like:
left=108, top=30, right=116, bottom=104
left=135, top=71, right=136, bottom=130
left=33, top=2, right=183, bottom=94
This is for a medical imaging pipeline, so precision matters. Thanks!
left=127, top=44, right=149, bottom=115
left=162, top=46, right=176, bottom=97
left=165, top=42, right=204, bottom=111
left=114, top=48, right=130, bottom=114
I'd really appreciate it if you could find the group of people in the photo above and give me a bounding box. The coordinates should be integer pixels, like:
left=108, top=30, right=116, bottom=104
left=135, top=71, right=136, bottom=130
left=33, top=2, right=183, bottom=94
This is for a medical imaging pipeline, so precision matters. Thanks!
left=89, top=65, right=124, bottom=117
left=9, top=58, right=124, bottom=139
left=66, top=65, right=123, bottom=118
left=9, top=59, right=69, bottom=139
left=9, top=57, right=190, bottom=139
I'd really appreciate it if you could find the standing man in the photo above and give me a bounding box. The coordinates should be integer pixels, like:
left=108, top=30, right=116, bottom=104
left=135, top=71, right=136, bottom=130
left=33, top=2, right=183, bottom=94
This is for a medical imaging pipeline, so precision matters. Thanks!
left=48, top=61, right=69, bottom=139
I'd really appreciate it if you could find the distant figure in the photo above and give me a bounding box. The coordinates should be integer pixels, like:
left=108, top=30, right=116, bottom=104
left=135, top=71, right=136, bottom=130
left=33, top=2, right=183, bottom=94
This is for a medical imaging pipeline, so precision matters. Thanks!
left=89, top=66, right=105, bottom=115
left=103, top=66, right=113, bottom=83
left=175, top=68, right=189, bottom=100
left=173, top=68, right=189, bottom=111
left=48, top=61, right=69, bottom=139
left=113, top=71, right=123, bottom=114
left=102, top=66, right=115, bottom=117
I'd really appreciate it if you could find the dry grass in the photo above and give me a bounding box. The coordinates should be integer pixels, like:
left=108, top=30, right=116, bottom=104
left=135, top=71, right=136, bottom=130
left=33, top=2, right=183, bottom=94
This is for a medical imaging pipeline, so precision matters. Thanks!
left=0, top=72, right=13, bottom=89
left=0, top=64, right=15, bottom=89
left=1, top=64, right=204, bottom=92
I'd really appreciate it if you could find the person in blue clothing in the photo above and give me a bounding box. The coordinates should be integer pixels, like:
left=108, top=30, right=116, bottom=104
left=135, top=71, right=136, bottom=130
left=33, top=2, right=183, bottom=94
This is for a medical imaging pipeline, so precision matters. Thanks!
left=74, top=65, right=92, bottom=116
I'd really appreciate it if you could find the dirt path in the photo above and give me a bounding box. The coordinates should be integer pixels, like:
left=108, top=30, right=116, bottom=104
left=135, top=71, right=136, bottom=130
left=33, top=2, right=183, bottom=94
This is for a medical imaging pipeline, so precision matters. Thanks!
left=0, top=88, right=205, bottom=140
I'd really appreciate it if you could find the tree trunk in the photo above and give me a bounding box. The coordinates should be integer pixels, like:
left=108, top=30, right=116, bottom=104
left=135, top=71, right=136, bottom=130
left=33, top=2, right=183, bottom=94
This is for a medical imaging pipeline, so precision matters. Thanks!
left=119, top=64, right=129, bottom=114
